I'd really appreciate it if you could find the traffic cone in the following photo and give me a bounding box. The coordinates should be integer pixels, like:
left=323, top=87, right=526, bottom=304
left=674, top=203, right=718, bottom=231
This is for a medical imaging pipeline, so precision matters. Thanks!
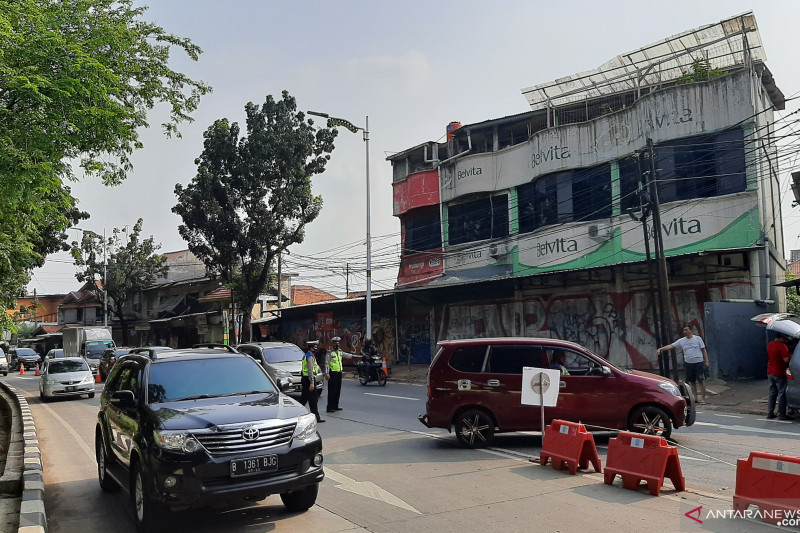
left=381, top=357, right=388, bottom=376
left=35, top=363, right=40, bottom=376
left=95, top=371, right=102, bottom=383
left=19, top=365, right=24, bottom=375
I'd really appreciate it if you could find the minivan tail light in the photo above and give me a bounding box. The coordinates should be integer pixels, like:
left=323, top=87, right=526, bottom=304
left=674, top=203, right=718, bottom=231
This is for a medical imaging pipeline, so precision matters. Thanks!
left=787, top=368, right=794, bottom=380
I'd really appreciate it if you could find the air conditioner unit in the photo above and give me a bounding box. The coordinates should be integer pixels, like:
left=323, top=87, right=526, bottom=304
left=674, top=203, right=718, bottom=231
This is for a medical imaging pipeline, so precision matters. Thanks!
left=489, top=243, right=508, bottom=257
left=588, top=224, right=613, bottom=241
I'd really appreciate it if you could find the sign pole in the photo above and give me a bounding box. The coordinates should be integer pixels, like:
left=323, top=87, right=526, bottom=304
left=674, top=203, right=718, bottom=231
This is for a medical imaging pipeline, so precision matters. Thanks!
left=539, top=372, right=545, bottom=435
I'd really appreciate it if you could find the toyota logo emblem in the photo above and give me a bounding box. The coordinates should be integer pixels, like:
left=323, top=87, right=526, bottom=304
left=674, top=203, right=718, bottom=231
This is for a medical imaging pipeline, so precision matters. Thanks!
left=242, top=427, right=260, bottom=441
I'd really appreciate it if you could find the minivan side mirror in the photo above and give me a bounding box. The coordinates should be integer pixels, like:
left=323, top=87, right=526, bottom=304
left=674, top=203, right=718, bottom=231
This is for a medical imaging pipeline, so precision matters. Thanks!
left=601, top=366, right=612, bottom=376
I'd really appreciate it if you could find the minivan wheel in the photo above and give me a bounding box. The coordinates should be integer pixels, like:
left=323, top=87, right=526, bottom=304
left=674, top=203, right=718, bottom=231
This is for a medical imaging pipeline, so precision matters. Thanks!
left=629, top=406, right=672, bottom=440
left=455, top=409, right=495, bottom=448
left=280, top=483, right=319, bottom=512
left=96, top=432, right=119, bottom=492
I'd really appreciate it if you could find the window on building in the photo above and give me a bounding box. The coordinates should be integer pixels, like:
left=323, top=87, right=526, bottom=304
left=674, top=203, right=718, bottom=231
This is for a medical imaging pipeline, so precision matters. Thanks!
left=654, top=129, right=746, bottom=204
left=518, top=163, right=611, bottom=233
left=403, top=209, right=442, bottom=255
left=448, top=195, right=509, bottom=245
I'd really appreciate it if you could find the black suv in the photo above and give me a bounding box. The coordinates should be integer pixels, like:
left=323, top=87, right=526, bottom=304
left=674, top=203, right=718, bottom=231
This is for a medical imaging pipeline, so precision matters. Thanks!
left=96, top=348, right=324, bottom=532
left=9, top=347, right=41, bottom=371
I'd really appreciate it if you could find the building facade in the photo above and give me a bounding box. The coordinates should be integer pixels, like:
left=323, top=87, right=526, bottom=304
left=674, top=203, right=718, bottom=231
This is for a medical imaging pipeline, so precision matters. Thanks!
left=388, top=13, right=786, bottom=375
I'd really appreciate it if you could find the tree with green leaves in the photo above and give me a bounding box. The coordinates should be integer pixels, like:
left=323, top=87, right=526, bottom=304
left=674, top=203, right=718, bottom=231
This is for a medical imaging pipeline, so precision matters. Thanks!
left=0, top=0, right=210, bottom=308
left=173, top=91, right=337, bottom=341
left=72, top=219, right=168, bottom=345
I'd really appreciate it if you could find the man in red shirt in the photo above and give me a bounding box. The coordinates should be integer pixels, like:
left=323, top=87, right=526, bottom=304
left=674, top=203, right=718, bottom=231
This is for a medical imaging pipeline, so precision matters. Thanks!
left=766, top=333, right=791, bottom=420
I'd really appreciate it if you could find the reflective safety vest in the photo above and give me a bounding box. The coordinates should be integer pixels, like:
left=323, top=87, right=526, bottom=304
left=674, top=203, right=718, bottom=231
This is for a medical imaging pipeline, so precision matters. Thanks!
left=302, top=352, right=319, bottom=376
left=551, top=364, right=569, bottom=376
left=329, top=349, right=343, bottom=372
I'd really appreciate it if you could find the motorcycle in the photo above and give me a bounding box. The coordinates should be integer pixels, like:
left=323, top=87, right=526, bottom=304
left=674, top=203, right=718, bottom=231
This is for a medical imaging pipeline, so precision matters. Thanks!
left=357, top=355, right=387, bottom=386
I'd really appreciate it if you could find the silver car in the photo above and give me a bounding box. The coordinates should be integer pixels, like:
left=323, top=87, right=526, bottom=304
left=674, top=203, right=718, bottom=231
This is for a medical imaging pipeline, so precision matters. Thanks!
left=236, top=342, right=324, bottom=397
left=39, top=357, right=96, bottom=401
left=0, top=352, right=8, bottom=376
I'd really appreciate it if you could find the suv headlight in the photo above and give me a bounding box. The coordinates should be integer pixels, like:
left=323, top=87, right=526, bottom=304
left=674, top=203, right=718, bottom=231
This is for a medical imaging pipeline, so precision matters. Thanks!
left=293, top=413, right=317, bottom=440
left=659, top=382, right=681, bottom=396
left=153, top=430, right=203, bottom=453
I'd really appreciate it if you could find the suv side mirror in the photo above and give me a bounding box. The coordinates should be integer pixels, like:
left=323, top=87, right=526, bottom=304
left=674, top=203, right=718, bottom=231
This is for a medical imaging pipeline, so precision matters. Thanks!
left=110, top=390, right=136, bottom=408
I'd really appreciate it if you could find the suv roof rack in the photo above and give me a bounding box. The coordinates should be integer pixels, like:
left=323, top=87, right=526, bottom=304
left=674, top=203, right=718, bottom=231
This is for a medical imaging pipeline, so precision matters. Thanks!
left=191, top=343, right=238, bottom=353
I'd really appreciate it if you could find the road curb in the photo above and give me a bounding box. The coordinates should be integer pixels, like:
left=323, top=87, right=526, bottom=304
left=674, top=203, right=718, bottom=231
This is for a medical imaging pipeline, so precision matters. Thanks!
left=0, top=382, right=46, bottom=533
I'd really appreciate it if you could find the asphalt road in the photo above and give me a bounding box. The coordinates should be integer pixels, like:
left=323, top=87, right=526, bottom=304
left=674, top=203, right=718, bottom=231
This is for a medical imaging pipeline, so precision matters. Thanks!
left=3, top=372, right=798, bottom=532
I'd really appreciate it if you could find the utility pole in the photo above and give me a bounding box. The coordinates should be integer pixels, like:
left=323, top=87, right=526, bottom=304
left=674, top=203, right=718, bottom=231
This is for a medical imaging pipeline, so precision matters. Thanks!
left=629, top=151, right=663, bottom=376
left=646, top=138, right=678, bottom=381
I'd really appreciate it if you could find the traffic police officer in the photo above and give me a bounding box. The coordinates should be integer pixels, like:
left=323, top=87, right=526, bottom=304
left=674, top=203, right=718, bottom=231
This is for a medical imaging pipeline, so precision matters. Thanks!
left=300, top=340, right=324, bottom=422
left=326, top=337, right=344, bottom=413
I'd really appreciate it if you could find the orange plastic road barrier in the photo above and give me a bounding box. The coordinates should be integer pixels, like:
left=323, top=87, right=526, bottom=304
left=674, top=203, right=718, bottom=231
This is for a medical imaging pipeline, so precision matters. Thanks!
left=733, top=451, right=800, bottom=525
left=19, top=365, right=24, bottom=375
left=35, top=363, right=40, bottom=376
left=539, top=419, right=602, bottom=474
left=381, top=357, right=388, bottom=376
left=604, top=431, right=685, bottom=496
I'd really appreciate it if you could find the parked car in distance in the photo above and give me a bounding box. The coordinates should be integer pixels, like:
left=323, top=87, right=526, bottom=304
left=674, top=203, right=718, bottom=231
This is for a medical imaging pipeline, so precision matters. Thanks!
left=9, top=347, right=42, bottom=371
left=0, top=352, right=7, bottom=376
left=751, top=313, right=800, bottom=411
left=96, top=348, right=324, bottom=532
left=235, top=342, right=324, bottom=397
left=40, top=357, right=95, bottom=401
left=419, top=337, right=694, bottom=447
left=99, top=347, right=134, bottom=381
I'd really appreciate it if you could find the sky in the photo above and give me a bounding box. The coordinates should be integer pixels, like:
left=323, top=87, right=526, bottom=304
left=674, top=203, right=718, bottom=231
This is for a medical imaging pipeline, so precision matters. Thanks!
left=27, top=0, right=800, bottom=297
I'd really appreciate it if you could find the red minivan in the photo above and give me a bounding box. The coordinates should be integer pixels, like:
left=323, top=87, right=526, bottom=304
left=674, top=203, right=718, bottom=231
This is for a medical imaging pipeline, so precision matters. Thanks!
left=419, top=338, right=694, bottom=447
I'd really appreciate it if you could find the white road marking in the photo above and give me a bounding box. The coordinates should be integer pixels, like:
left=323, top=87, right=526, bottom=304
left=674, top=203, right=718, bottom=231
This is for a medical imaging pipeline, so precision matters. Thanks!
left=710, top=413, right=743, bottom=418
left=693, top=421, right=799, bottom=436
left=363, top=392, right=419, bottom=401
left=324, top=468, right=421, bottom=513
left=36, top=399, right=96, bottom=461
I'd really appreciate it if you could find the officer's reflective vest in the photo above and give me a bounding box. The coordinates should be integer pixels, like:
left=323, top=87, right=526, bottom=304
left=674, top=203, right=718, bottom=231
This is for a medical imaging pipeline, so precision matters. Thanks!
left=329, top=349, right=343, bottom=372
left=302, top=352, right=319, bottom=376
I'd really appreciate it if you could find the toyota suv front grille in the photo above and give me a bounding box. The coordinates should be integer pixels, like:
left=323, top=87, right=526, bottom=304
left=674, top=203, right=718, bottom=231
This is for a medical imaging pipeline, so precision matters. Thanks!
left=194, top=421, right=296, bottom=455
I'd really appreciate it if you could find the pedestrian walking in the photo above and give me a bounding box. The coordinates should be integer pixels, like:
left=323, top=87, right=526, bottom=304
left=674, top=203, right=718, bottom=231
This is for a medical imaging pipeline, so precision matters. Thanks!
left=325, top=337, right=344, bottom=413
left=766, top=333, right=791, bottom=420
left=299, top=340, right=324, bottom=423
left=657, top=325, right=710, bottom=403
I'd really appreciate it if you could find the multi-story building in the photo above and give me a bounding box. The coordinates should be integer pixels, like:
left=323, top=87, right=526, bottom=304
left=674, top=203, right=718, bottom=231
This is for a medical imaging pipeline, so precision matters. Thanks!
left=388, top=12, right=786, bottom=377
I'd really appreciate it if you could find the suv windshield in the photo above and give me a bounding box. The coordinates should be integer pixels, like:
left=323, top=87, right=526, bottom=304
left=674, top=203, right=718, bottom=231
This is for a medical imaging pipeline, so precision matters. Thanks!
left=86, top=341, right=114, bottom=358
left=48, top=360, right=89, bottom=373
left=262, top=346, right=304, bottom=363
left=16, top=348, right=37, bottom=356
left=147, top=358, right=277, bottom=403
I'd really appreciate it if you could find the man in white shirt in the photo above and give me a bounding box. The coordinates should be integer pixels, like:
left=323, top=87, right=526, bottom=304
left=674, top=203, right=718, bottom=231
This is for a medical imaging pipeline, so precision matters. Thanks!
left=656, top=325, right=710, bottom=404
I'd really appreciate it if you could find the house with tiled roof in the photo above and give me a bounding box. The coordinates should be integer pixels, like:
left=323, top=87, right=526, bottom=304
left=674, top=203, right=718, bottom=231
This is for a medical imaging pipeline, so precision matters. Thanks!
left=291, top=285, right=338, bottom=306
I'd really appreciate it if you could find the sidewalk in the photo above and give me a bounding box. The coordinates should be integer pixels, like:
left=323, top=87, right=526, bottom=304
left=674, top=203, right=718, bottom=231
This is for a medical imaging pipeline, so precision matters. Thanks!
left=366, top=365, right=793, bottom=419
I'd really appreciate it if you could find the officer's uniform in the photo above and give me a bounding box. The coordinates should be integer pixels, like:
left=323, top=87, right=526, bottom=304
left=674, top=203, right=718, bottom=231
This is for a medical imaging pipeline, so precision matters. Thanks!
left=326, top=337, right=344, bottom=412
left=299, top=341, right=323, bottom=422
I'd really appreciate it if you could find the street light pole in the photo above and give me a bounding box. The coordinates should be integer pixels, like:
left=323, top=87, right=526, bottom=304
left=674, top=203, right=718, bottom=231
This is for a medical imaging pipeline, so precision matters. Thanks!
left=308, top=111, right=372, bottom=340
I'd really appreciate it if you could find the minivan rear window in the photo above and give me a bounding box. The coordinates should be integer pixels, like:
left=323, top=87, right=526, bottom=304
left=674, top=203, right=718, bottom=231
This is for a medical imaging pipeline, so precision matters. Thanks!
left=449, top=346, right=487, bottom=373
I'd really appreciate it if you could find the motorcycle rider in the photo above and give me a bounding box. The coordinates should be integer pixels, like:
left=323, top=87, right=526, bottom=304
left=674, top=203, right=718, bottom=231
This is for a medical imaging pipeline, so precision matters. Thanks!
left=360, top=338, right=378, bottom=380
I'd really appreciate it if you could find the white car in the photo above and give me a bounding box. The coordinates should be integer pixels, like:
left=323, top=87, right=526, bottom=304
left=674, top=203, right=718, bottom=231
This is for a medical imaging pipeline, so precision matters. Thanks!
left=0, top=353, right=7, bottom=376
left=39, top=357, right=96, bottom=401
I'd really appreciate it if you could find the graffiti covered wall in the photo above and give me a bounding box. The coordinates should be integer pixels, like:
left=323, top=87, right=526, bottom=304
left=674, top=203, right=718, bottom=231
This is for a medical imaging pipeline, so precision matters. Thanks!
left=438, top=280, right=754, bottom=369
left=281, top=315, right=396, bottom=362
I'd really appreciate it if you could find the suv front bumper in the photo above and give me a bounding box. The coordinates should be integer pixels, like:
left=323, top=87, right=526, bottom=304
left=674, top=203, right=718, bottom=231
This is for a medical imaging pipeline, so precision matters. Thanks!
left=147, top=438, right=324, bottom=509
